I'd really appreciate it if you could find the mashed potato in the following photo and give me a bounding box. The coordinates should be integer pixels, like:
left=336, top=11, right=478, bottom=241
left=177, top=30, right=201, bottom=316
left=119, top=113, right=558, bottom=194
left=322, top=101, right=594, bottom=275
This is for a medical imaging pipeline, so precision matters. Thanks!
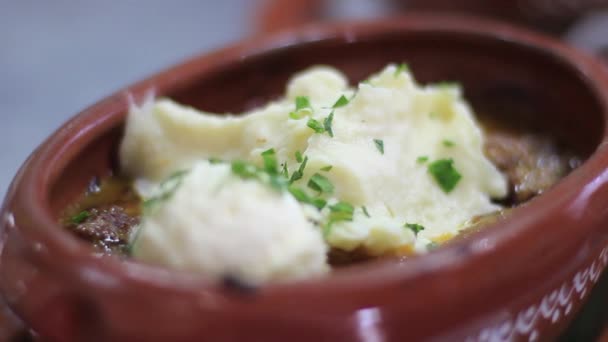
left=122, top=65, right=507, bottom=284
left=132, top=161, right=328, bottom=284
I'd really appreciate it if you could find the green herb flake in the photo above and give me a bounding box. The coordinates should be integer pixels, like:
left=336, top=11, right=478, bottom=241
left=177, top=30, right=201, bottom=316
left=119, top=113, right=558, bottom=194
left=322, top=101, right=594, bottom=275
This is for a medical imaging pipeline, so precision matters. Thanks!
left=142, top=198, right=161, bottom=211
left=261, top=148, right=278, bottom=174
left=322, top=222, right=334, bottom=238
left=127, top=226, right=143, bottom=255
left=362, top=206, right=371, bottom=218
left=329, top=202, right=354, bottom=222
left=295, top=96, right=311, bottom=111
left=290, top=170, right=303, bottom=183
left=405, top=223, right=425, bottom=236
left=289, top=96, right=313, bottom=119
left=290, top=156, right=308, bottom=183
left=320, top=165, right=333, bottom=172
left=209, top=157, right=223, bottom=164
left=311, top=198, right=327, bottom=210
left=299, top=156, right=309, bottom=173
left=231, top=160, right=259, bottom=179
left=295, top=150, right=303, bottom=163
left=289, top=111, right=303, bottom=120
left=428, top=158, right=462, bottom=193
left=323, top=111, right=334, bottom=137
left=268, top=175, right=289, bottom=192
left=143, top=170, right=190, bottom=212
left=332, top=95, right=349, bottom=108
left=288, top=186, right=326, bottom=210
left=442, top=140, right=455, bottom=147
left=71, top=210, right=90, bottom=224
left=281, top=163, right=288, bottom=178
left=323, top=201, right=355, bottom=237
left=416, top=156, right=429, bottom=164
left=307, top=118, right=326, bottom=134
left=307, top=173, right=334, bottom=194
left=374, top=139, right=384, bottom=154
left=288, top=186, right=310, bottom=202
left=394, top=63, right=410, bottom=77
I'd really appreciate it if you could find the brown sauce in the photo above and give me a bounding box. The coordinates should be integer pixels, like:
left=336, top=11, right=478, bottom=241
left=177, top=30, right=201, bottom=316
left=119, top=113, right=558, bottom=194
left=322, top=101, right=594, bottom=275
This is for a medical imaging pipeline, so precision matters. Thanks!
left=62, top=177, right=141, bottom=254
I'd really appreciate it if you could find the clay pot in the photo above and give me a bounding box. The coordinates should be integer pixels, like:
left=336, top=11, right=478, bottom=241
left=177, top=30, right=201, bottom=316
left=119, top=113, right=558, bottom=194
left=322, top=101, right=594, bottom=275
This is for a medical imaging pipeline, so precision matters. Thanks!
left=2, top=15, right=608, bottom=341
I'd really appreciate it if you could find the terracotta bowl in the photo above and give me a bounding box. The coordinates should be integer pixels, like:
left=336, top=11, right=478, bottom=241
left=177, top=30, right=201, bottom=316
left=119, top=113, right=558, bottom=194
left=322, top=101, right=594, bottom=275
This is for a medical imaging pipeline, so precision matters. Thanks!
left=2, top=15, right=608, bottom=341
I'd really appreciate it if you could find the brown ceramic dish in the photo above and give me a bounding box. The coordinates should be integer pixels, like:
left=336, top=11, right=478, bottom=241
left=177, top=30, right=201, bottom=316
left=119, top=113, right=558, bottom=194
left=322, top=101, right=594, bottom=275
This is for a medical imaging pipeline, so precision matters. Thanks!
left=2, top=15, right=608, bottom=341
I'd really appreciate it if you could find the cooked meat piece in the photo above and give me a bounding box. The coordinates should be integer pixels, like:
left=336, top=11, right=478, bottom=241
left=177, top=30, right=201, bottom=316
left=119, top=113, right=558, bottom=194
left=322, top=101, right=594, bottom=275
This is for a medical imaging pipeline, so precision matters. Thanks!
left=484, top=132, right=577, bottom=204
left=71, top=206, right=138, bottom=253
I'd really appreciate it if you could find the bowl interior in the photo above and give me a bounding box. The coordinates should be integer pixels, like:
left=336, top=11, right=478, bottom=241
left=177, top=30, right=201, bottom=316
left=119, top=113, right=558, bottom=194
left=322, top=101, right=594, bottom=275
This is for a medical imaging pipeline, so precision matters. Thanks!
left=49, top=24, right=605, bottom=255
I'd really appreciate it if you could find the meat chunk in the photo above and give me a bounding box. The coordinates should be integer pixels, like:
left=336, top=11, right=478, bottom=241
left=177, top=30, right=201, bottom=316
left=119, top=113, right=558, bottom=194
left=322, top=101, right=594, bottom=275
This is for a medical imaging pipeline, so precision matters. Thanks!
left=484, top=132, right=578, bottom=204
left=71, top=206, right=139, bottom=253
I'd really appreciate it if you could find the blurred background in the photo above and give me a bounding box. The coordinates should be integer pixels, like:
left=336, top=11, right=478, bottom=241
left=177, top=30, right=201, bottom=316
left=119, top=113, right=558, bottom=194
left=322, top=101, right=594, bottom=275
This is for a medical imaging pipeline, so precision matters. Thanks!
left=1, top=0, right=608, bottom=200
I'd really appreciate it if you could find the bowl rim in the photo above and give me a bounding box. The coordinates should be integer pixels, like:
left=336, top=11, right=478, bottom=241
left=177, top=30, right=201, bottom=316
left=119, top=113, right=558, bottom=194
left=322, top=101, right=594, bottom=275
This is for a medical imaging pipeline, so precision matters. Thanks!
left=4, top=13, right=608, bottom=312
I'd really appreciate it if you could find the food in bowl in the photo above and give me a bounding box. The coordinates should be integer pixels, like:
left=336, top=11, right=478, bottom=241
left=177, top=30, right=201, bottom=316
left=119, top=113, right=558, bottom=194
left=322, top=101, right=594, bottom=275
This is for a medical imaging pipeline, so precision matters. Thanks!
left=62, top=64, right=578, bottom=285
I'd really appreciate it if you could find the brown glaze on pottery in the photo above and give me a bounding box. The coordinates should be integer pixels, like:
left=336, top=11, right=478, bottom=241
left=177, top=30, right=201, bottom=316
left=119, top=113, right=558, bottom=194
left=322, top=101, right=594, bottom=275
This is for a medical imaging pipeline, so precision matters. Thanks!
left=2, top=15, right=608, bottom=341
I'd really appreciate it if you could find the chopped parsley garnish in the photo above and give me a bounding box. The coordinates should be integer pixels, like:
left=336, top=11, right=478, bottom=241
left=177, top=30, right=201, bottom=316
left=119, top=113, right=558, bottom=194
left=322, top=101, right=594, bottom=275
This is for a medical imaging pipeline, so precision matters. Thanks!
left=289, top=112, right=302, bottom=120
left=332, top=95, right=350, bottom=108
left=289, top=155, right=308, bottom=183
left=374, top=139, right=384, bottom=154
left=295, top=96, right=311, bottom=110
left=231, top=160, right=259, bottom=179
left=324, top=201, right=356, bottom=235
left=405, top=223, right=425, bottom=236
left=428, top=158, right=462, bottom=193
left=231, top=159, right=288, bottom=192
left=308, top=173, right=334, bottom=194
left=290, top=171, right=303, bottom=183
left=394, top=63, right=410, bottom=77
left=442, top=140, right=455, bottom=147
left=261, top=148, right=278, bottom=174
left=311, top=198, right=328, bottom=210
left=306, top=94, right=351, bottom=137
left=295, top=150, right=303, bottom=163
left=307, top=118, right=326, bottom=134
left=323, top=111, right=334, bottom=137
left=71, top=210, right=90, bottom=224
left=329, top=202, right=354, bottom=222
left=268, top=175, right=289, bottom=192
left=289, top=96, right=313, bottom=119
left=218, top=153, right=334, bottom=212
left=288, top=186, right=326, bottom=210
left=320, top=165, right=333, bottom=172
left=362, top=206, right=370, bottom=218
left=416, top=156, right=429, bottom=163
left=143, top=170, right=190, bottom=211
left=288, top=186, right=308, bottom=202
